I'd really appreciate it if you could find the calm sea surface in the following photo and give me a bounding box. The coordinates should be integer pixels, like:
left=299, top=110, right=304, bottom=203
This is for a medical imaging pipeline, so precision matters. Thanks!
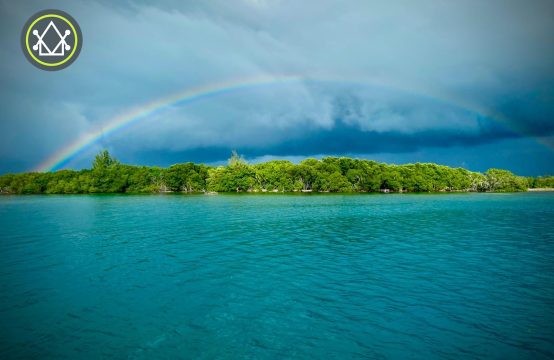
left=0, top=193, right=553, bottom=359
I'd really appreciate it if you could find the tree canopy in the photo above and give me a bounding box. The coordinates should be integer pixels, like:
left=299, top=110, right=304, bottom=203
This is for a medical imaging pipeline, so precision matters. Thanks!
left=0, top=150, right=548, bottom=194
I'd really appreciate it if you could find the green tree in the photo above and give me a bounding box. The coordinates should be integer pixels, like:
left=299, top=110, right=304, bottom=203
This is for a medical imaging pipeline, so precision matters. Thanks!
left=0, top=150, right=545, bottom=194
left=485, top=169, right=527, bottom=192
left=92, top=150, right=119, bottom=170
left=89, top=151, right=127, bottom=193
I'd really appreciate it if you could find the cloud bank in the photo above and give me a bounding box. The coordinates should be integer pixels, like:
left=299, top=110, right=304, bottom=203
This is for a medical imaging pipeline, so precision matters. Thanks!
left=0, top=0, right=553, bottom=175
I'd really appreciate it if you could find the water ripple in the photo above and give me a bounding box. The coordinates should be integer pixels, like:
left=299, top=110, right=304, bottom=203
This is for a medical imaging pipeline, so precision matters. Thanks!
left=0, top=193, right=553, bottom=359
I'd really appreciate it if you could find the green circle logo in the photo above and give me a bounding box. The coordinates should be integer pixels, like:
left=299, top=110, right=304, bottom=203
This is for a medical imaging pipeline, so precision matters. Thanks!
left=21, top=9, right=83, bottom=71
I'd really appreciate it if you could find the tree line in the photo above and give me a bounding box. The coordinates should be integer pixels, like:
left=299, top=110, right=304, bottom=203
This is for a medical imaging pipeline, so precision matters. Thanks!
left=0, top=150, right=551, bottom=194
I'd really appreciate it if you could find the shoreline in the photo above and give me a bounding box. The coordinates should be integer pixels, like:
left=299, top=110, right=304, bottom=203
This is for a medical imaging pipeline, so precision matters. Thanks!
left=2, top=190, right=551, bottom=196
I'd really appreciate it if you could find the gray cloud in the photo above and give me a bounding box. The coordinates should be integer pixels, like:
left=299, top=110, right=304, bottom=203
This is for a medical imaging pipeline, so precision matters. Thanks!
left=0, top=0, right=553, bottom=174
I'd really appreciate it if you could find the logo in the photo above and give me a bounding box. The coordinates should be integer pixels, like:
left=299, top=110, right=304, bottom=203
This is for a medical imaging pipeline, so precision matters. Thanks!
left=21, top=9, right=82, bottom=71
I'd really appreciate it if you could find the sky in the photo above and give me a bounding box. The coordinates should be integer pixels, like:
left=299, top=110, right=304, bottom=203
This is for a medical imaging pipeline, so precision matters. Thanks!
left=1, top=0, right=553, bottom=175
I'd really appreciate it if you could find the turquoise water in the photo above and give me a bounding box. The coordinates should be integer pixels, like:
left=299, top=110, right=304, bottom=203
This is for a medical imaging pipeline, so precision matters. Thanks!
left=0, top=193, right=553, bottom=359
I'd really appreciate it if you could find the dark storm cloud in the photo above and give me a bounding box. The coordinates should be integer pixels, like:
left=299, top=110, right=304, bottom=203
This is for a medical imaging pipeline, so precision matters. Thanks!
left=127, top=119, right=519, bottom=165
left=125, top=126, right=554, bottom=176
left=0, top=0, right=553, bottom=174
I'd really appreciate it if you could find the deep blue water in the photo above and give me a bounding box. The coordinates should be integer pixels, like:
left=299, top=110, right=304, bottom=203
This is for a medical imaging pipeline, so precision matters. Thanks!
left=0, top=193, right=553, bottom=359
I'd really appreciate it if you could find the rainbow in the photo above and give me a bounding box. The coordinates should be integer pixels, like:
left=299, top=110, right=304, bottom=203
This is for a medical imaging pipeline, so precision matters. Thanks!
left=35, top=74, right=303, bottom=172
left=34, top=74, right=550, bottom=172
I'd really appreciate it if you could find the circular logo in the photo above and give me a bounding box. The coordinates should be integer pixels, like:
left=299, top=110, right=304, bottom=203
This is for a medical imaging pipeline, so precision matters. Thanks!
left=21, top=9, right=82, bottom=71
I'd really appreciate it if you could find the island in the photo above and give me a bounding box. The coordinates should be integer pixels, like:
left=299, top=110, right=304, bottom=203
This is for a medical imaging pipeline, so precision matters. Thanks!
left=1, top=150, right=553, bottom=194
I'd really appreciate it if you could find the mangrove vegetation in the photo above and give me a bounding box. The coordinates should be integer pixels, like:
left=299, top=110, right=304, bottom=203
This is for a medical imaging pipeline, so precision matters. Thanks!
left=1, top=150, right=552, bottom=194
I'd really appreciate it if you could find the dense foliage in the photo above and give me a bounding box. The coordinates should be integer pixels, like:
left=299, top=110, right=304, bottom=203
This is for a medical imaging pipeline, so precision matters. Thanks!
left=0, top=150, right=549, bottom=194
left=528, top=175, right=554, bottom=189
